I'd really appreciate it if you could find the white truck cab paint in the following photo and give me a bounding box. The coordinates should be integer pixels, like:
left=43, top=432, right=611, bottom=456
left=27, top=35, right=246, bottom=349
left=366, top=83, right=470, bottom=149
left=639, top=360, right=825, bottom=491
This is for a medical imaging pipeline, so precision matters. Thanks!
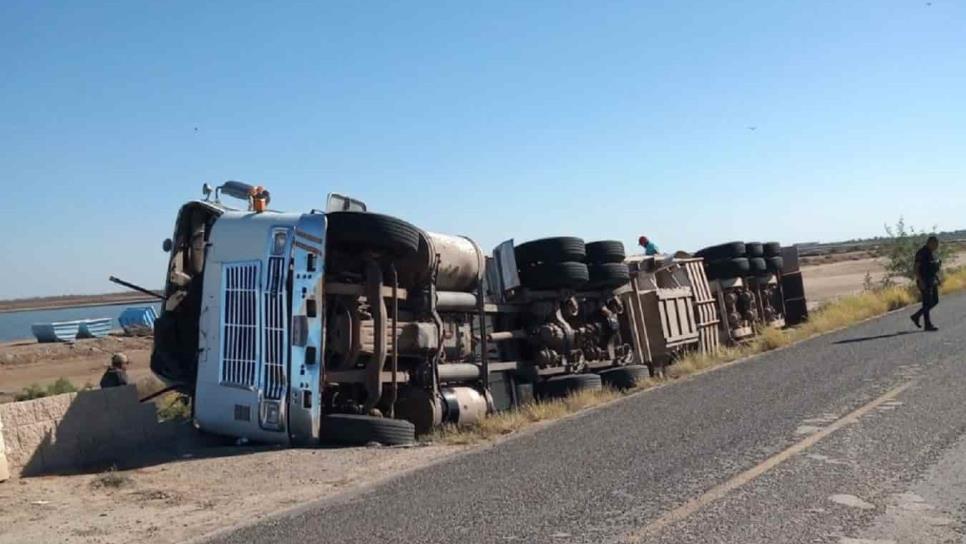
left=159, top=202, right=326, bottom=446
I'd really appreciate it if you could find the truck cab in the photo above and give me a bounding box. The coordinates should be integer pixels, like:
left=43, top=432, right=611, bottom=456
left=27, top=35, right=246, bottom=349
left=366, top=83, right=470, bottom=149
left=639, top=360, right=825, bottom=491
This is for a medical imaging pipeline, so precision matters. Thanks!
left=152, top=183, right=324, bottom=445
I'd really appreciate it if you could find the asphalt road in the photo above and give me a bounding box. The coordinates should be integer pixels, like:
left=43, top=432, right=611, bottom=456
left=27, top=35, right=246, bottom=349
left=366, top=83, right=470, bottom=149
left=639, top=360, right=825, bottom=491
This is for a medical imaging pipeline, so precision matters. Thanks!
left=211, top=293, right=966, bottom=544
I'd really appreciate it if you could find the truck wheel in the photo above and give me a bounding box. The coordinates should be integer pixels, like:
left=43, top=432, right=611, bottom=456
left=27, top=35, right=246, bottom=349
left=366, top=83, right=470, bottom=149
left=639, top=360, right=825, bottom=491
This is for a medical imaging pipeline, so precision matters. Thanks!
left=587, top=263, right=631, bottom=289
left=749, top=257, right=767, bottom=275
left=695, top=241, right=746, bottom=260
left=705, top=257, right=750, bottom=280
left=598, top=365, right=648, bottom=390
left=321, top=414, right=416, bottom=446
left=766, top=256, right=784, bottom=273
left=585, top=241, right=626, bottom=264
left=763, top=242, right=782, bottom=257
left=326, top=212, right=421, bottom=257
left=744, top=242, right=764, bottom=258
left=519, top=262, right=589, bottom=290
left=536, top=373, right=602, bottom=399
left=515, top=237, right=586, bottom=266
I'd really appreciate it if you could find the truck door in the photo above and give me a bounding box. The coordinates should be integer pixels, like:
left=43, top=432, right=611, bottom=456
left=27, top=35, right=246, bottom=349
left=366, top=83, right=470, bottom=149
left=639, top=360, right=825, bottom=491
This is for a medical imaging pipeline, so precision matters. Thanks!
left=287, top=213, right=326, bottom=445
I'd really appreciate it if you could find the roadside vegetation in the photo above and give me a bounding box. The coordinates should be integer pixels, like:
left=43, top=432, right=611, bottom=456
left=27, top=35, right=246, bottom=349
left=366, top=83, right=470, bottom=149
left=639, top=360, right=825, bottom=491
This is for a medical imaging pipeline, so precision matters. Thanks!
left=89, top=466, right=134, bottom=490
left=433, top=263, right=966, bottom=445
left=877, top=217, right=956, bottom=286
left=14, top=377, right=81, bottom=401
left=136, top=376, right=192, bottom=421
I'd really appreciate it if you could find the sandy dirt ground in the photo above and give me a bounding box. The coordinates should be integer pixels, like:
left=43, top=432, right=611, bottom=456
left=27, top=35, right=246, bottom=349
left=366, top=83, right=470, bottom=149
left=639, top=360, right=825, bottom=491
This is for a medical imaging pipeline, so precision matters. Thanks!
left=801, top=257, right=895, bottom=307
left=0, top=336, right=154, bottom=403
left=802, top=251, right=966, bottom=308
left=0, top=442, right=464, bottom=544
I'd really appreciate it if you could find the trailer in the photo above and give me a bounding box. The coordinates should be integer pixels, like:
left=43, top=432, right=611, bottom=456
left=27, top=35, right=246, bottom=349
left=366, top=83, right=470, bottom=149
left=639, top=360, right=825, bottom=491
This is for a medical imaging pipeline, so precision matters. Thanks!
left=696, top=241, right=792, bottom=343
left=149, top=182, right=801, bottom=446
left=151, top=183, right=645, bottom=444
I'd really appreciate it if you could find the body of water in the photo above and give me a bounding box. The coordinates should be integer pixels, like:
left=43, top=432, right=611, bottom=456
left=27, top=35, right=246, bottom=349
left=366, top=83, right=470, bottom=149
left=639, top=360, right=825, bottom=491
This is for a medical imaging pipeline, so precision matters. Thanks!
left=0, top=303, right=163, bottom=342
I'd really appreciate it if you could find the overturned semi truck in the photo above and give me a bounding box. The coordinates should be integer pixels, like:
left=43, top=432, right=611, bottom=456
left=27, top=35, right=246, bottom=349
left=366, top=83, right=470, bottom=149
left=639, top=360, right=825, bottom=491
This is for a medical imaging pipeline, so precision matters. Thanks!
left=149, top=182, right=801, bottom=446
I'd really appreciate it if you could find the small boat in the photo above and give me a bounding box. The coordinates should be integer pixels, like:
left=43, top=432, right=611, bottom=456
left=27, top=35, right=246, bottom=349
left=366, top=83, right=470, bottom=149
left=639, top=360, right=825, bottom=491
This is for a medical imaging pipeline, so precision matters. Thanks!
left=77, top=318, right=113, bottom=339
left=118, top=306, right=158, bottom=336
left=31, top=321, right=81, bottom=343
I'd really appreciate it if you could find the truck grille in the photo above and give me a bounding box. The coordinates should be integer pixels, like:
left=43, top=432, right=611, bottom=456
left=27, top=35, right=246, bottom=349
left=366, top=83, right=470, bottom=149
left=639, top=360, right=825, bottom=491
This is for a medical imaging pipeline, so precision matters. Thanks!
left=221, top=262, right=260, bottom=388
left=262, top=256, right=287, bottom=400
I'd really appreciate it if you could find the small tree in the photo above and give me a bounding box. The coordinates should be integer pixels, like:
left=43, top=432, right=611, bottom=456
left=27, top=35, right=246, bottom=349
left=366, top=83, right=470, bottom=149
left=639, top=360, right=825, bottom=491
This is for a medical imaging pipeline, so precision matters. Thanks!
left=878, top=217, right=952, bottom=282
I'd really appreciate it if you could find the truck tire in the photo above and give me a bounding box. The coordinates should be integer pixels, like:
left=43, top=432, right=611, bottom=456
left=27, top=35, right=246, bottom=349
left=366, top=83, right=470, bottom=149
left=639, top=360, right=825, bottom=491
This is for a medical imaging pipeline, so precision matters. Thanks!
left=585, top=241, right=626, bottom=264
left=744, top=242, right=764, bottom=258
left=705, top=257, right=750, bottom=280
left=536, top=373, right=602, bottom=399
left=696, top=242, right=746, bottom=261
left=519, top=262, right=589, bottom=290
left=321, top=414, right=416, bottom=446
left=766, top=256, right=784, bottom=272
left=326, top=212, right=421, bottom=257
left=598, top=365, right=648, bottom=390
left=587, top=263, right=631, bottom=289
left=515, top=237, right=586, bottom=266
left=749, top=257, right=767, bottom=275
left=763, top=242, right=782, bottom=257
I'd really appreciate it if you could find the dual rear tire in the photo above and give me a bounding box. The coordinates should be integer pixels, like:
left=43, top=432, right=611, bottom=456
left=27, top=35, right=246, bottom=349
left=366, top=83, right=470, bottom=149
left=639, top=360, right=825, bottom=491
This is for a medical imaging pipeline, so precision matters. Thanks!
left=322, top=414, right=416, bottom=446
left=598, top=365, right=648, bottom=390
left=515, top=238, right=631, bottom=290
left=515, top=237, right=589, bottom=290
left=700, top=241, right=784, bottom=280
left=536, top=373, right=602, bottom=399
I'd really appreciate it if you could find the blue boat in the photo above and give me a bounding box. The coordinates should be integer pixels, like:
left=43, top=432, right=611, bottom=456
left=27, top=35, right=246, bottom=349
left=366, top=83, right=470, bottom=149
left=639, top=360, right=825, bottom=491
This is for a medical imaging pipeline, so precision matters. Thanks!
left=77, top=318, right=113, bottom=339
left=118, top=306, right=158, bottom=335
left=31, top=321, right=81, bottom=343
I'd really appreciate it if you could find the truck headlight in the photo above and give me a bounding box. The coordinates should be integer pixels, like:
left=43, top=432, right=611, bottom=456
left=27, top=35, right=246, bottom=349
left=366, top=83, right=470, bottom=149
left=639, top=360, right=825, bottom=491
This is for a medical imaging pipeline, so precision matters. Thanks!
left=271, top=229, right=288, bottom=255
left=260, top=400, right=283, bottom=430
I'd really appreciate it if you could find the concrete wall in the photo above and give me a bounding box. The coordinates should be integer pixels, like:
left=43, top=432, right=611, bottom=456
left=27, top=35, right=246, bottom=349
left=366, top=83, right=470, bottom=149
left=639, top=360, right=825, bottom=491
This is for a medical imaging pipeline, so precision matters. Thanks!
left=0, top=385, right=173, bottom=478
left=0, top=416, right=9, bottom=481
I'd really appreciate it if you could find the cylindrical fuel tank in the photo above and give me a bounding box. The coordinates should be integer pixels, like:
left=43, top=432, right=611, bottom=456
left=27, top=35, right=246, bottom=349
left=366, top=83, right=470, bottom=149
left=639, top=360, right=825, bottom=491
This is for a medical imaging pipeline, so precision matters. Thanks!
left=437, top=363, right=482, bottom=383
left=441, top=386, right=490, bottom=427
left=436, top=291, right=478, bottom=311
left=426, top=232, right=484, bottom=293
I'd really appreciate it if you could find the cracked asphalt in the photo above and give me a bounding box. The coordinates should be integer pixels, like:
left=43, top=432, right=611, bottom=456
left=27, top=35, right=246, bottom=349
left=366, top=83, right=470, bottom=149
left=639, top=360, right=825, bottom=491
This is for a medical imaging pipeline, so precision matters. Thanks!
left=210, top=293, right=966, bottom=544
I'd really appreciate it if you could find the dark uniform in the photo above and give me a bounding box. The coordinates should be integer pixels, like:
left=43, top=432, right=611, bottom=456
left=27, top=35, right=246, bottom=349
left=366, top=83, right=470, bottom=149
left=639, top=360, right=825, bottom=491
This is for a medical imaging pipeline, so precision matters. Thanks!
left=99, top=367, right=129, bottom=388
left=911, top=244, right=941, bottom=330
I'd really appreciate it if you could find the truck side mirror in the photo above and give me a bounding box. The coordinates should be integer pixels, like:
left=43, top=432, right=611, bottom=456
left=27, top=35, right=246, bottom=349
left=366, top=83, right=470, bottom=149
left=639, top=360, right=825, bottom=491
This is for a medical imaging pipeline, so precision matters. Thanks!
left=162, top=238, right=173, bottom=252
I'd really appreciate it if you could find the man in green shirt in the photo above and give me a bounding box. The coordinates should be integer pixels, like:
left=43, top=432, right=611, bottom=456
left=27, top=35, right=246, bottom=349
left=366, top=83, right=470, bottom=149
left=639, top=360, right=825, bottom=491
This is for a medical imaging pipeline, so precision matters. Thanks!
left=639, top=235, right=659, bottom=256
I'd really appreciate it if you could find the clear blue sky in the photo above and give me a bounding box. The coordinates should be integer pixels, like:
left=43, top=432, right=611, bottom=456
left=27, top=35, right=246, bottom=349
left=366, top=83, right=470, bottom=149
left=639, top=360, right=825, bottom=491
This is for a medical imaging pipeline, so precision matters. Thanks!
left=1, top=1, right=964, bottom=298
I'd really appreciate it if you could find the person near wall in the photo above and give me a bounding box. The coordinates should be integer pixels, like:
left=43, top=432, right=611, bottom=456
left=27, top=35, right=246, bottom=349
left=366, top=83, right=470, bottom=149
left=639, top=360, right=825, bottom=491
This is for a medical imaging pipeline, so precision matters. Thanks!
left=639, top=235, right=659, bottom=256
left=100, top=353, right=130, bottom=388
left=911, top=235, right=941, bottom=332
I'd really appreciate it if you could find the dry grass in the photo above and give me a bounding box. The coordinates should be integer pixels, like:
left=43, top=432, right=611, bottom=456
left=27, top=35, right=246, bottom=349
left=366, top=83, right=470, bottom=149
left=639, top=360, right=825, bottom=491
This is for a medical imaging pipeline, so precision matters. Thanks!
left=135, top=376, right=192, bottom=421
left=90, top=467, right=134, bottom=490
left=941, top=266, right=966, bottom=295
left=431, top=387, right=623, bottom=444
left=431, top=266, right=966, bottom=446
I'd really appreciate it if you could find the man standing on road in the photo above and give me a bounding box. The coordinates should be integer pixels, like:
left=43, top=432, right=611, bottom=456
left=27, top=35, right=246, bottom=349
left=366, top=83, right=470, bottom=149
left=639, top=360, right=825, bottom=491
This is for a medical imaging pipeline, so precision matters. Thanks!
left=911, top=235, right=941, bottom=331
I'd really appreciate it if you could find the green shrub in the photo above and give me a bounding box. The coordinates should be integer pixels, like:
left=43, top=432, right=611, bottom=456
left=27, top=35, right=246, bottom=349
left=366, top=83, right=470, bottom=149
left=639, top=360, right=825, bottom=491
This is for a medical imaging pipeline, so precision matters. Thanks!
left=14, top=384, right=47, bottom=401
left=47, top=377, right=78, bottom=396
left=14, top=378, right=78, bottom=401
left=157, top=393, right=192, bottom=421
left=878, top=217, right=953, bottom=284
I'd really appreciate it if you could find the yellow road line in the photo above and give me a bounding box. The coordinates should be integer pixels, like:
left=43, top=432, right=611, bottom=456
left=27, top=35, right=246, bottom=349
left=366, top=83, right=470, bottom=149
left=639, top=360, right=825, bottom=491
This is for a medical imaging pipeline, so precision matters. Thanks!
left=623, top=380, right=917, bottom=542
